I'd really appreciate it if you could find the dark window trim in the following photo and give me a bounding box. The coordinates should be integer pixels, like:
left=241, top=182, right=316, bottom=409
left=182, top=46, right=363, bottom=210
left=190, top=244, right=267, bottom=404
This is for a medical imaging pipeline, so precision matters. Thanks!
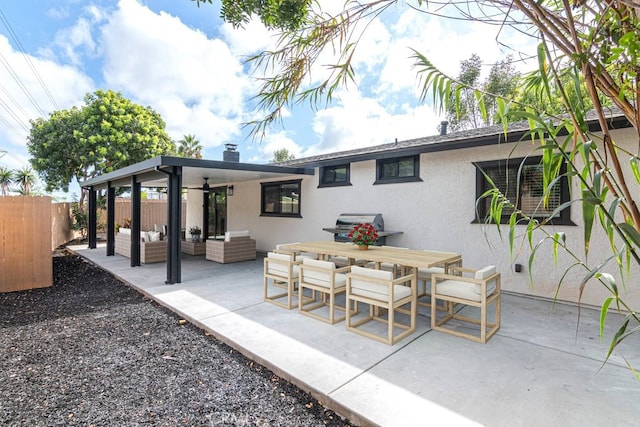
left=318, top=163, right=352, bottom=188
left=374, top=155, right=422, bottom=185
left=473, top=156, right=575, bottom=226
left=260, top=179, right=302, bottom=218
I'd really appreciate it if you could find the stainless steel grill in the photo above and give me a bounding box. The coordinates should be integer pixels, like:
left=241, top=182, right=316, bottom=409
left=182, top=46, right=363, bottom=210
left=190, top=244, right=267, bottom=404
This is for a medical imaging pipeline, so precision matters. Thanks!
left=323, top=213, right=401, bottom=246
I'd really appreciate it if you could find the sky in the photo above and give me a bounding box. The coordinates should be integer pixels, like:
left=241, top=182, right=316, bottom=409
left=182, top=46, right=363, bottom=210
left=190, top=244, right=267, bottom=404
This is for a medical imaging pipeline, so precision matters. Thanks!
left=0, top=0, right=536, bottom=199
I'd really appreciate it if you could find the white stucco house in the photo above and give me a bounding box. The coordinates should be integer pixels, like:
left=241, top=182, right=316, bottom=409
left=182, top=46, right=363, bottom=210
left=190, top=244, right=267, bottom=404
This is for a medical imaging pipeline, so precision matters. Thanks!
left=83, top=112, right=639, bottom=311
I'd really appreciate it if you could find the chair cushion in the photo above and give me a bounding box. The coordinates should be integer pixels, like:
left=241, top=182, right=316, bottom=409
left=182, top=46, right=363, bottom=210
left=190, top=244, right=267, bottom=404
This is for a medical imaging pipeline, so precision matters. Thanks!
left=148, top=231, right=161, bottom=242
left=225, top=230, right=250, bottom=242
left=301, top=258, right=346, bottom=287
left=266, top=252, right=298, bottom=278
left=303, top=257, right=336, bottom=270
left=349, top=266, right=411, bottom=302
left=475, top=265, right=496, bottom=280
left=417, top=266, right=444, bottom=280
left=364, top=261, right=397, bottom=272
left=436, top=279, right=496, bottom=302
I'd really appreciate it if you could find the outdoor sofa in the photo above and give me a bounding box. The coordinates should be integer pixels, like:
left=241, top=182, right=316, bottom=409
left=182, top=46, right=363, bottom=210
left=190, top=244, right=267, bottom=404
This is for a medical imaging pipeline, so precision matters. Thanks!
left=114, top=228, right=167, bottom=264
left=206, top=230, right=256, bottom=264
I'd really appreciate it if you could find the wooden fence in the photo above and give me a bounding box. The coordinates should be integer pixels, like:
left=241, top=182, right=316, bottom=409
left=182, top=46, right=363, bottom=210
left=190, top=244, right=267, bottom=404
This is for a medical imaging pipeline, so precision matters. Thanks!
left=52, top=202, right=75, bottom=249
left=0, top=196, right=52, bottom=292
left=113, top=199, right=186, bottom=231
left=0, top=197, right=184, bottom=293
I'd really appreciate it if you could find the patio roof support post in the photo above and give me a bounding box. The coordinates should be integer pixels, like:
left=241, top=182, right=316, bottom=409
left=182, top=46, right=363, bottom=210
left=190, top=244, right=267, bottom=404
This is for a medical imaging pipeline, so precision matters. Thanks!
left=106, top=183, right=115, bottom=256
left=166, top=166, right=182, bottom=284
left=88, top=186, right=97, bottom=249
left=202, top=190, right=209, bottom=241
left=130, top=175, right=141, bottom=267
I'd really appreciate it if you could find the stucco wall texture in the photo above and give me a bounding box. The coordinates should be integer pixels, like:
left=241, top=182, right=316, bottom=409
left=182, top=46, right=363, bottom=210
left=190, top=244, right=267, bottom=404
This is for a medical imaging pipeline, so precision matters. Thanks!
left=212, top=128, right=640, bottom=311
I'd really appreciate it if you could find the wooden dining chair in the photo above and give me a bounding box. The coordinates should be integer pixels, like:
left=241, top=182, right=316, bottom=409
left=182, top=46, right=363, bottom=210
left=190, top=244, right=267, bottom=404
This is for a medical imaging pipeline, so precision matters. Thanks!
left=263, top=251, right=301, bottom=309
left=365, top=246, right=408, bottom=277
left=430, top=265, right=501, bottom=343
left=417, top=252, right=462, bottom=310
left=346, top=266, right=417, bottom=345
left=298, top=258, right=352, bottom=324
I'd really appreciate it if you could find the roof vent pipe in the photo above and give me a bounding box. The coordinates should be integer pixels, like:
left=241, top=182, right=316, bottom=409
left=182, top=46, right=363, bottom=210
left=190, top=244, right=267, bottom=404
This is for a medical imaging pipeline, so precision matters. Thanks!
left=440, top=121, right=448, bottom=136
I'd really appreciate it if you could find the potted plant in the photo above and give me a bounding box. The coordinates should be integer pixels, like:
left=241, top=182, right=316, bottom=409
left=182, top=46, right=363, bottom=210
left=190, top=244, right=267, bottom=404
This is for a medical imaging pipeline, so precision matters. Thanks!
left=348, top=222, right=378, bottom=250
left=189, top=225, right=202, bottom=242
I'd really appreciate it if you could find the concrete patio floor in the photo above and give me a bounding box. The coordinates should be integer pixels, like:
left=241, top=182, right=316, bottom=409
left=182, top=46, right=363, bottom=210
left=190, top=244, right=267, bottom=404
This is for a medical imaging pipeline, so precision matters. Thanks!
left=69, top=244, right=640, bottom=426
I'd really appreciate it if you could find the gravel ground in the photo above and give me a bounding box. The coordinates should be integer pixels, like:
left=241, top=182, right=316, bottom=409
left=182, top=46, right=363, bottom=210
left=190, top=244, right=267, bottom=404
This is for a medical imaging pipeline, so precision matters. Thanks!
left=0, top=252, right=356, bottom=426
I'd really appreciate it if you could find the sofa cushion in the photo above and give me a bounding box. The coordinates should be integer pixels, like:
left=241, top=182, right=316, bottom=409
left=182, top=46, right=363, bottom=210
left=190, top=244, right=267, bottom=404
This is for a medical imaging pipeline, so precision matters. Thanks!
left=225, top=230, right=250, bottom=242
left=148, top=231, right=161, bottom=242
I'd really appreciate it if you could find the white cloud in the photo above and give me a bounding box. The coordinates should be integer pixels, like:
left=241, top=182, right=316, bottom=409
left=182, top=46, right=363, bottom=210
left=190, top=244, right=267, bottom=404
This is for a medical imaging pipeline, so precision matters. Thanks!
left=53, top=17, right=96, bottom=65
left=0, top=0, right=540, bottom=179
left=305, top=90, right=440, bottom=156
left=246, top=130, right=305, bottom=163
left=100, top=0, right=251, bottom=148
left=0, top=34, right=94, bottom=169
left=219, top=19, right=276, bottom=56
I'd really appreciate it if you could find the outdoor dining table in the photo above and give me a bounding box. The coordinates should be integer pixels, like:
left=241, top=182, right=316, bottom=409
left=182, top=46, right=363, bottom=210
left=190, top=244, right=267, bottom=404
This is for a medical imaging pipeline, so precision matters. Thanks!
left=280, top=241, right=462, bottom=287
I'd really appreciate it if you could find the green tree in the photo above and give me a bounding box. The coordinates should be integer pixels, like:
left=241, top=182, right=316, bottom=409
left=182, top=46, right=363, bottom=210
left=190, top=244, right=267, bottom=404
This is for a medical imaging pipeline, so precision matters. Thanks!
left=0, top=166, right=13, bottom=196
left=177, top=134, right=203, bottom=159
left=272, top=148, right=295, bottom=162
left=194, top=0, right=311, bottom=31
left=483, top=55, right=521, bottom=126
left=195, top=0, right=640, bottom=373
left=446, top=54, right=483, bottom=131
left=28, top=89, right=175, bottom=209
left=14, top=166, right=36, bottom=196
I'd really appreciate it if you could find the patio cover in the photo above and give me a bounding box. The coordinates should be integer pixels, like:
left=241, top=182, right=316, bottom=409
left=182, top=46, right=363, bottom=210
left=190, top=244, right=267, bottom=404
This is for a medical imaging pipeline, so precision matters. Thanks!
left=81, top=155, right=314, bottom=284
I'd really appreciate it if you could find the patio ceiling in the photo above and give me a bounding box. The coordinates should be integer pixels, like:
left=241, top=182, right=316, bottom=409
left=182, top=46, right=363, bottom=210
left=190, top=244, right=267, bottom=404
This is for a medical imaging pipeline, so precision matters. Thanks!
left=81, top=156, right=315, bottom=191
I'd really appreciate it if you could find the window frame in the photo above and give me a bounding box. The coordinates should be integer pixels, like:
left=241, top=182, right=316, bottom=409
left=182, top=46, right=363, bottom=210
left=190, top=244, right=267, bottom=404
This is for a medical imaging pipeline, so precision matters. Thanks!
left=260, top=179, right=302, bottom=218
left=318, top=163, right=351, bottom=188
left=474, top=156, right=574, bottom=225
left=374, top=155, right=422, bottom=184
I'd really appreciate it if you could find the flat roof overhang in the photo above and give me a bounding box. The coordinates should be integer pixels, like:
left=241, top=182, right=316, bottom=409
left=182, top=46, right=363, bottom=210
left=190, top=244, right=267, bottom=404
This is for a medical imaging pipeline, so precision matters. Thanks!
left=81, top=156, right=315, bottom=190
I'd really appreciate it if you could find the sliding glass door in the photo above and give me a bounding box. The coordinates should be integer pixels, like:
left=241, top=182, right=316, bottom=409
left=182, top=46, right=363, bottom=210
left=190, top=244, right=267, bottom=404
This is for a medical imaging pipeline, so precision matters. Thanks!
left=207, top=187, right=227, bottom=240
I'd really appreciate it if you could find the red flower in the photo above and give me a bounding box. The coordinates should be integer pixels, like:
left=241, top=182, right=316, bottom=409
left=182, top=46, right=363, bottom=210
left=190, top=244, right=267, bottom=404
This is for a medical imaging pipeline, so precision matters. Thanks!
left=349, top=223, right=378, bottom=246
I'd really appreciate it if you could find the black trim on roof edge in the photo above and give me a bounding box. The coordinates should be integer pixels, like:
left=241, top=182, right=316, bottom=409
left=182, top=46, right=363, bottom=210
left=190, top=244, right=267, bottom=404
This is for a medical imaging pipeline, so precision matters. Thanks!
left=276, top=113, right=631, bottom=168
left=81, top=155, right=315, bottom=189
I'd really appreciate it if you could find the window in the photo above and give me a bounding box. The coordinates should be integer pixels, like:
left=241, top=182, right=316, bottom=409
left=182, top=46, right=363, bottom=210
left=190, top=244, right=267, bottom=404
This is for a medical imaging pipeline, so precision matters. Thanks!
left=261, top=180, right=301, bottom=217
left=474, top=156, right=573, bottom=225
left=319, top=164, right=351, bottom=187
left=375, top=155, right=421, bottom=184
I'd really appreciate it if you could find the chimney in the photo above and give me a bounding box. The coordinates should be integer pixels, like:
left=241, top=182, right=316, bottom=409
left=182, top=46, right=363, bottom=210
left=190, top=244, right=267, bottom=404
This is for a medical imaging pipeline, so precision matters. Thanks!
left=223, top=143, right=239, bottom=162
left=439, top=121, right=448, bottom=136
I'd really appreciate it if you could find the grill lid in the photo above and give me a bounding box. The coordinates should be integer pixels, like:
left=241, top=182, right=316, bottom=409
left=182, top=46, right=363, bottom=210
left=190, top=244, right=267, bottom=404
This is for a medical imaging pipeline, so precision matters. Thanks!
left=322, top=213, right=402, bottom=243
left=334, top=213, right=383, bottom=230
